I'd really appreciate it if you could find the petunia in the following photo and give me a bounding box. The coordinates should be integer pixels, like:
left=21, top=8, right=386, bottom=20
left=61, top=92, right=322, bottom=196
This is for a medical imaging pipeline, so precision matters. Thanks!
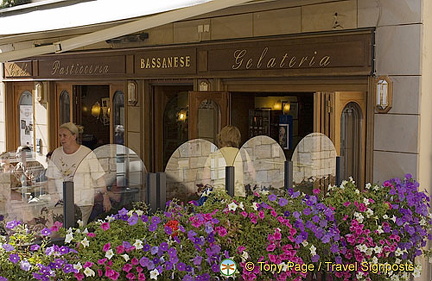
left=100, top=222, right=110, bottom=231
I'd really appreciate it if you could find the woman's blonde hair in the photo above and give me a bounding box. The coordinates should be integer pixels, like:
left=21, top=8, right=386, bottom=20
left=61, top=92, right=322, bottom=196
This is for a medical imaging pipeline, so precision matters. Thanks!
left=59, top=122, right=84, bottom=135
left=217, top=125, right=241, bottom=148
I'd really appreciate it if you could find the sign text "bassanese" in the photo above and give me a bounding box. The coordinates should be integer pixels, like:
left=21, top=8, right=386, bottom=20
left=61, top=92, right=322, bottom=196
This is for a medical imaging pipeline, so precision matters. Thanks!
left=140, top=56, right=191, bottom=69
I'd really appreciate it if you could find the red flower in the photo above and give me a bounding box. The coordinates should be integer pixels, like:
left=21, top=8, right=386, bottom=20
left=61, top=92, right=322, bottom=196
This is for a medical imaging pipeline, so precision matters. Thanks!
left=165, top=220, right=180, bottom=237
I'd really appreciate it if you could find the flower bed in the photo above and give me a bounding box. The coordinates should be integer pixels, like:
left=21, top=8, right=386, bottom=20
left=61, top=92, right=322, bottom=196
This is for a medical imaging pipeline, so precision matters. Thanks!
left=0, top=174, right=431, bottom=281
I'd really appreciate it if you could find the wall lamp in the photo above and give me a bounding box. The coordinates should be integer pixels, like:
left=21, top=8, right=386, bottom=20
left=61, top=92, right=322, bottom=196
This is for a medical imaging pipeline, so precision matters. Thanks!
left=128, top=80, right=138, bottom=106
left=375, top=76, right=393, bottom=113
left=34, top=81, right=47, bottom=103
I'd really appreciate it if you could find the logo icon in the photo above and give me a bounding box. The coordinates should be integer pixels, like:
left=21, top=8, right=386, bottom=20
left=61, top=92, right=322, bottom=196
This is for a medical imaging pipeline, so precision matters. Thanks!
left=220, top=259, right=237, bottom=276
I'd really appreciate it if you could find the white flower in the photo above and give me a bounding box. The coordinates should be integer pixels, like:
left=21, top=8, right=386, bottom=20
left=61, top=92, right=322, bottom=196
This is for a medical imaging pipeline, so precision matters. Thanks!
left=121, top=254, right=130, bottom=262
left=365, top=248, right=373, bottom=256
left=356, top=244, right=367, bottom=253
left=356, top=271, right=364, bottom=280
left=391, top=216, right=396, bottom=223
left=373, top=246, right=382, bottom=254
left=136, top=210, right=144, bottom=216
left=84, top=267, right=95, bottom=277
left=150, top=269, right=159, bottom=280
left=252, top=202, right=259, bottom=211
left=81, top=237, right=89, bottom=248
left=310, top=245, right=317, bottom=256
left=82, top=228, right=89, bottom=234
left=354, top=212, right=364, bottom=223
left=228, top=202, right=238, bottom=211
left=390, top=274, right=400, bottom=281
left=134, top=239, right=143, bottom=250
left=106, top=215, right=115, bottom=222
left=395, top=258, right=401, bottom=264
left=128, top=210, right=134, bottom=216
left=73, top=262, right=82, bottom=271
left=355, top=189, right=360, bottom=194
left=365, top=183, right=371, bottom=190
left=420, top=218, right=426, bottom=226
left=395, top=248, right=404, bottom=257
left=413, top=264, right=422, bottom=278
left=383, top=214, right=389, bottom=220
left=371, top=256, right=378, bottom=264
left=77, top=220, right=84, bottom=227
left=302, top=240, right=309, bottom=247
left=365, top=208, right=374, bottom=218
left=363, top=198, right=370, bottom=206
left=65, top=233, right=74, bottom=244
left=238, top=202, right=244, bottom=210
left=105, top=249, right=114, bottom=259
left=241, top=251, right=249, bottom=262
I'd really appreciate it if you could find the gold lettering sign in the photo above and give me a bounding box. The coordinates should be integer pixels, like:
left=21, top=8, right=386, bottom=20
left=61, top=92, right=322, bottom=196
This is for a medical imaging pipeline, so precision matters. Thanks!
left=135, top=49, right=197, bottom=76
left=51, top=60, right=109, bottom=75
left=231, top=47, right=331, bottom=70
left=140, top=56, right=191, bottom=69
left=5, top=62, right=32, bottom=77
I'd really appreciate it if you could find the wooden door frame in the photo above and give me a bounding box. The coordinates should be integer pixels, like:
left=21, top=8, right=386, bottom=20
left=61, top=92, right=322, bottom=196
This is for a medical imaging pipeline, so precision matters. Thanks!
left=5, top=82, right=35, bottom=152
left=188, top=91, right=229, bottom=140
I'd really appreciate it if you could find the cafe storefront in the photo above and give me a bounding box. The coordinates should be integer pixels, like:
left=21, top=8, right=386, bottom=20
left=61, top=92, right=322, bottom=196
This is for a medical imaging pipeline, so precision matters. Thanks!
left=2, top=29, right=374, bottom=187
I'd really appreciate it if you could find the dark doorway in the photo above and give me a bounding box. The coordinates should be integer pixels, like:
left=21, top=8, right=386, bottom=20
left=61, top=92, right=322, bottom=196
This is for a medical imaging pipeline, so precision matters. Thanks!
left=77, top=85, right=110, bottom=150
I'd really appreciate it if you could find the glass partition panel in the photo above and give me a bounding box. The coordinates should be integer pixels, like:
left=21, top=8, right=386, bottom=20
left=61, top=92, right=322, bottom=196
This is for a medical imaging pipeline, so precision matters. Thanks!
left=291, top=133, right=337, bottom=194
left=1, top=150, right=54, bottom=232
left=90, top=144, right=146, bottom=222
left=165, top=139, right=217, bottom=203
left=239, top=136, right=286, bottom=195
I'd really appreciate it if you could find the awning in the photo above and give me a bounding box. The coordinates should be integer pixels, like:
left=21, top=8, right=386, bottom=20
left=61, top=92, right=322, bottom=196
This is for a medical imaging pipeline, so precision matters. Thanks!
left=0, top=0, right=253, bottom=62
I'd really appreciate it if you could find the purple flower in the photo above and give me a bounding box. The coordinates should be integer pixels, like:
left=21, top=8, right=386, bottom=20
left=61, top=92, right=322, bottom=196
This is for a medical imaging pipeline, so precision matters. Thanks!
left=150, top=246, right=159, bottom=255
left=268, top=194, right=277, bottom=201
left=278, top=198, right=288, bottom=206
left=0, top=276, right=7, bottom=281
left=311, top=254, right=320, bottom=262
left=148, top=224, right=157, bottom=232
left=118, top=208, right=128, bottom=216
left=177, top=262, right=186, bottom=271
left=5, top=220, right=19, bottom=229
left=139, top=257, right=149, bottom=267
left=159, top=242, right=169, bottom=252
left=30, top=244, right=40, bottom=251
left=128, top=214, right=138, bottom=225
left=193, top=256, right=202, bottom=265
left=151, top=216, right=161, bottom=224
left=20, top=260, right=32, bottom=271
left=143, top=244, right=151, bottom=251
left=2, top=244, right=14, bottom=252
left=9, top=254, right=20, bottom=263
left=40, top=228, right=52, bottom=236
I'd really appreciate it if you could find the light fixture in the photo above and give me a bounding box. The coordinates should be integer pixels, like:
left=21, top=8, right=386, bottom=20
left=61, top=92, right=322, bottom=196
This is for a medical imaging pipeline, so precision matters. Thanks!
left=375, top=76, right=393, bottom=113
left=128, top=80, right=138, bottom=106
left=91, top=98, right=110, bottom=125
left=283, top=102, right=291, bottom=114
left=34, top=82, right=45, bottom=103
left=91, top=101, right=101, bottom=117
left=273, top=100, right=282, bottom=111
left=177, top=109, right=188, bottom=122
left=199, top=80, right=210, bottom=91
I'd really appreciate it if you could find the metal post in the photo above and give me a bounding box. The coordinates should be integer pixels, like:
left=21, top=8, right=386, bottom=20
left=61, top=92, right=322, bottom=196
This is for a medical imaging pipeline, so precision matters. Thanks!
left=156, top=172, right=166, bottom=210
left=146, top=173, right=157, bottom=213
left=63, top=181, right=74, bottom=229
left=284, top=160, right=293, bottom=190
left=336, top=156, right=344, bottom=186
left=226, top=166, right=235, bottom=197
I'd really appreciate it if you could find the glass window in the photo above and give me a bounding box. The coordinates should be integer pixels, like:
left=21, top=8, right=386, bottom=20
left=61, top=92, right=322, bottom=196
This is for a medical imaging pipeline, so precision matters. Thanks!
left=113, top=91, right=125, bottom=145
left=19, top=91, right=33, bottom=149
left=59, top=90, right=70, bottom=125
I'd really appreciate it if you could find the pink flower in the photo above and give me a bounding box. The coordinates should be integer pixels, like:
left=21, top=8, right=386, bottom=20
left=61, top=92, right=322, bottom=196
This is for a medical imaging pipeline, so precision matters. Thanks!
left=50, top=221, right=63, bottom=232
left=103, top=243, right=111, bottom=252
left=101, top=222, right=110, bottom=231
left=131, top=257, right=139, bottom=265
left=258, top=211, right=265, bottom=219
left=313, top=189, right=321, bottom=194
left=215, top=226, right=227, bottom=237
left=137, top=272, right=146, bottom=281
left=237, top=246, right=246, bottom=253
left=274, top=231, right=282, bottom=241
left=87, top=232, right=96, bottom=237
left=83, top=261, right=94, bottom=268
left=105, top=267, right=120, bottom=280
left=266, top=244, right=276, bottom=252
left=98, top=258, right=107, bottom=264
left=116, top=245, right=125, bottom=254
left=123, top=263, right=133, bottom=272
left=343, top=202, right=351, bottom=207
left=74, top=273, right=85, bottom=280
left=126, top=272, right=136, bottom=280
left=240, top=211, right=248, bottom=218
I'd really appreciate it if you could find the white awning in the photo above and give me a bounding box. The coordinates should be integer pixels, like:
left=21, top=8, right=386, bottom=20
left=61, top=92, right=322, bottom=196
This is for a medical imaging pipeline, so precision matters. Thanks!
left=0, top=0, right=252, bottom=62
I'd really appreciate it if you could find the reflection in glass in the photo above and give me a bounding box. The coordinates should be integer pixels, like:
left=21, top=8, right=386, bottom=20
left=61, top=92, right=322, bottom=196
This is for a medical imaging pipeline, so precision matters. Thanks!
left=59, top=90, right=70, bottom=124
left=165, top=139, right=217, bottom=202
left=291, top=133, right=337, bottom=194
left=113, top=91, right=125, bottom=145
left=239, top=136, right=285, bottom=194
